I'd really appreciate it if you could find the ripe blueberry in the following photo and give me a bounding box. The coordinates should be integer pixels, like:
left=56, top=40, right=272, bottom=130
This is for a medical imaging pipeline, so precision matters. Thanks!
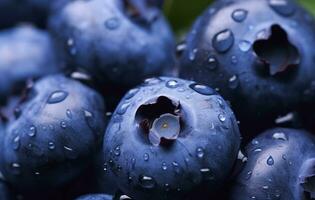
left=103, top=77, right=240, bottom=200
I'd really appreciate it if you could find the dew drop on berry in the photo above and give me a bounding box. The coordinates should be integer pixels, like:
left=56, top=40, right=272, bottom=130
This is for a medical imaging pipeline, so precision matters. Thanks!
left=125, top=88, right=139, bottom=100
left=231, top=9, right=248, bottom=22
left=228, top=75, right=239, bottom=89
left=200, top=168, right=214, bottom=181
left=267, top=156, right=274, bottom=166
left=66, top=109, right=72, bottom=119
left=48, top=142, right=55, bottom=150
left=238, top=40, right=251, bottom=52
left=190, top=83, right=215, bottom=95
left=11, top=163, right=21, bottom=175
left=13, top=136, right=20, bottom=150
left=143, top=153, right=149, bottom=161
left=28, top=126, right=36, bottom=137
left=207, top=56, right=218, bottom=70
left=218, top=113, right=226, bottom=122
left=268, top=0, right=295, bottom=16
left=47, top=91, right=68, bottom=104
left=161, top=162, right=167, bottom=171
left=139, top=175, right=156, bottom=189
left=196, top=147, right=205, bottom=158
left=114, top=146, right=121, bottom=156
left=166, top=80, right=179, bottom=88
left=117, top=103, right=130, bottom=115
left=189, top=48, right=198, bottom=61
left=105, top=17, right=120, bottom=30
left=213, top=29, right=234, bottom=53
left=60, top=121, right=67, bottom=129
left=272, top=132, right=288, bottom=141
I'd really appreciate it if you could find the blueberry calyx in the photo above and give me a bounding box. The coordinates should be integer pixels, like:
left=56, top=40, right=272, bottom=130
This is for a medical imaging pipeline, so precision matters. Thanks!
left=122, top=0, right=161, bottom=25
left=136, top=96, right=182, bottom=146
left=253, top=24, right=300, bottom=76
left=148, top=113, right=180, bottom=146
left=299, top=158, right=315, bottom=199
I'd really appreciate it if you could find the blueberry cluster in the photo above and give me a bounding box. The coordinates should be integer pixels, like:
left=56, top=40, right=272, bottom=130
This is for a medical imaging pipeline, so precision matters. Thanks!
left=0, top=0, right=314, bottom=200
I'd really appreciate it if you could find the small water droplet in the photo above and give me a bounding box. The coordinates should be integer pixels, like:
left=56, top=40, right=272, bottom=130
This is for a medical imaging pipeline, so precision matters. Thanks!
left=231, top=55, right=238, bottom=64
left=11, top=163, right=21, bottom=175
left=105, top=17, right=120, bottom=30
left=28, top=126, right=36, bottom=137
left=117, top=103, right=130, bottom=115
left=262, top=185, right=269, bottom=190
left=166, top=80, right=179, bottom=88
left=218, top=113, right=226, bottom=122
left=190, top=83, right=215, bottom=95
left=143, top=153, right=149, bottom=161
left=231, top=9, right=248, bottom=22
left=176, top=42, right=187, bottom=57
left=272, top=132, right=288, bottom=141
left=48, top=142, right=55, bottom=150
left=66, top=109, right=72, bottom=119
left=172, top=162, right=180, bottom=174
left=114, top=146, right=121, bottom=156
left=196, top=147, right=205, bottom=158
left=189, top=48, right=198, bottom=61
left=144, top=78, right=161, bottom=85
left=238, top=40, right=251, bottom=52
left=269, top=0, right=295, bottom=16
left=13, top=136, right=20, bottom=150
left=200, top=168, right=214, bottom=180
left=228, top=75, right=239, bottom=89
left=207, top=56, right=218, bottom=70
left=245, top=171, right=252, bottom=180
left=267, top=156, right=274, bottom=166
left=162, top=162, right=167, bottom=171
left=125, top=88, right=139, bottom=100
left=213, top=29, right=234, bottom=53
left=139, top=175, right=156, bottom=189
left=60, top=121, right=67, bottom=129
left=47, top=91, right=68, bottom=104
left=252, top=140, right=259, bottom=145
left=254, top=148, right=262, bottom=153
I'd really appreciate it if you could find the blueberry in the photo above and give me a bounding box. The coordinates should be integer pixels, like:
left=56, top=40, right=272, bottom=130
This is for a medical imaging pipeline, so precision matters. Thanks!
left=0, top=74, right=106, bottom=190
left=179, top=0, right=315, bottom=139
left=103, top=77, right=240, bottom=200
left=0, top=25, right=61, bottom=104
left=0, top=0, right=67, bottom=28
left=75, top=194, right=113, bottom=200
left=231, top=128, right=315, bottom=200
left=49, top=0, right=176, bottom=88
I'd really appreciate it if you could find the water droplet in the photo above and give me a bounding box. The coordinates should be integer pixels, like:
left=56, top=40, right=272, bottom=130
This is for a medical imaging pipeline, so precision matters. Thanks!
left=218, top=113, right=226, bottom=122
left=47, top=91, right=68, bottom=104
left=254, top=148, right=262, bottom=153
left=144, top=78, right=161, bottom=85
left=238, top=40, right=251, bottom=52
left=272, top=132, right=288, bottom=141
left=162, top=162, right=167, bottom=171
left=114, top=146, right=121, bottom=156
left=67, top=38, right=74, bottom=46
left=269, top=0, right=295, bottom=16
left=207, top=55, right=218, bottom=70
left=189, top=48, right=198, bottom=61
left=231, top=55, right=238, bottom=64
left=28, top=126, right=36, bottom=137
left=117, top=103, right=130, bottom=115
left=48, top=142, right=55, bottom=150
left=13, top=136, right=20, bottom=150
left=125, top=88, right=139, bottom=100
left=105, top=17, right=120, bottom=30
left=267, top=156, right=274, bottom=166
left=143, top=153, right=149, bottom=161
left=166, top=80, right=179, bottom=88
left=139, top=175, right=156, bottom=189
left=200, top=168, right=214, bottom=180
left=11, top=163, right=21, bottom=175
left=190, top=83, right=215, bottom=95
left=282, top=154, right=287, bottom=160
left=60, top=121, right=67, bottom=129
left=213, top=29, right=234, bottom=53
left=262, top=185, right=269, bottom=190
left=172, top=162, right=181, bottom=174
left=252, top=140, right=259, bottom=145
left=245, top=171, right=252, bottom=180
left=196, top=147, right=205, bottom=158
left=231, top=9, right=248, bottom=22
left=228, top=75, right=239, bottom=89
left=176, top=42, right=187, bottom=57
left=66, top=109, right=72, bottom=119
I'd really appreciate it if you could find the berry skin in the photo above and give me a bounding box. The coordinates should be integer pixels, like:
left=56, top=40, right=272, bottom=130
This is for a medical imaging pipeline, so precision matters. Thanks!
left=103, top=77, right=241, bottom=200
left=0, top=25, right=61, bottom=104
left=75, top=194, right=113, bottom=200
left=179, top=0, right=315, bottom=138
left=0, top=74, right=106, bottom=190
left=231, top=128, right=315, bottom=200
left=49, top=0, right=176, bottom=88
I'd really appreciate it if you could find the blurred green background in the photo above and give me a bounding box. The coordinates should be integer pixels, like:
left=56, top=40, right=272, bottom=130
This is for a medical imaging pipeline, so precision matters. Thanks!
left=165, top=0, right=315, bottom=36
